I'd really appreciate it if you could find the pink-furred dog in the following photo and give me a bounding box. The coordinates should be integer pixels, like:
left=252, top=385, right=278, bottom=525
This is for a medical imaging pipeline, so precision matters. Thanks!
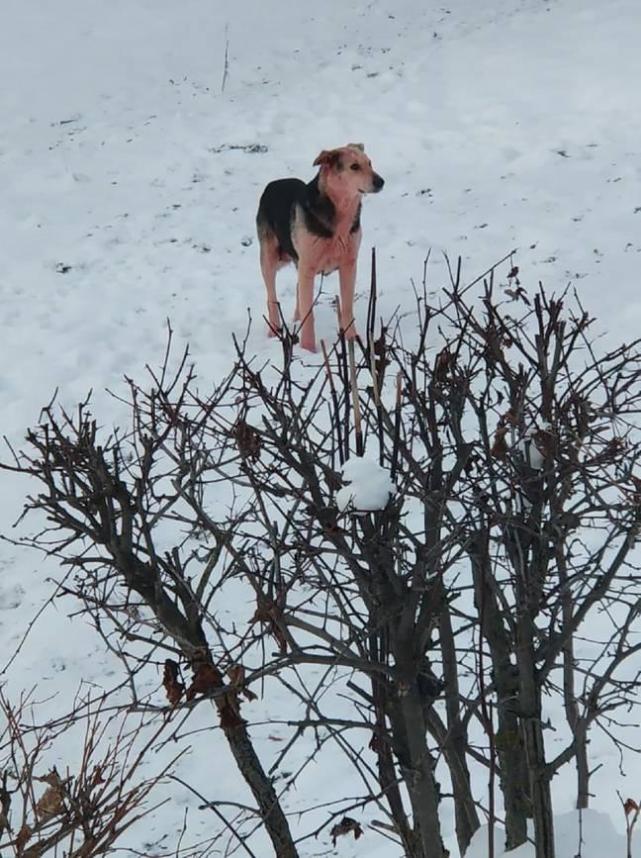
left=256, top=144, right=384, bottom=352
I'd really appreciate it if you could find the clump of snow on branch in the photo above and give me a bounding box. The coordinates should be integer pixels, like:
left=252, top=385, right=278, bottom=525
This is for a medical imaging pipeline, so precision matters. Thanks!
left=515, top=421, right=554, bottom=470
left=336, top=455, right=394, bottom=514
left=516, top=429, right=544, bottom=469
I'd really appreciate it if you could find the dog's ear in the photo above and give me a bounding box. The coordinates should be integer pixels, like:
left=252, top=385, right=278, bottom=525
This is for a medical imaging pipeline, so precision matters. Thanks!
left=313, top=149, right=340, bottom=167
left=348, top=142, right=365, bottom=152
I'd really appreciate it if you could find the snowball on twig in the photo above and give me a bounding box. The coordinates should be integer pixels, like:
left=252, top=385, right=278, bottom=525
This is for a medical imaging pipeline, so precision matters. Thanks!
left=336, top=455, right=395, bottom=515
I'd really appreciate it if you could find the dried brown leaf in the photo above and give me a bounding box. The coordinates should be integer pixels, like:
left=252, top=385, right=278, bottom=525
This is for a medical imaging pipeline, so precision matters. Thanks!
left=434, top=348, right=454, bottom=382
left=227, top=663, right=257, bottom=701
left=369, top=731, right=383, bottom=753
left=90, top=765, right=105, bottom=787
left=16, top=823, right=32, bottom=850
left=163, top=658, right=185, bottom=706
left=330, top=816, right=363, bottom=846
left=35, top=770, right=65, bottom=820
left=491, top=425, right=509, bottom=460
left=251, top=600, right=288, bottom=654
left=186, top=662, right=223, bottom=701
left=233, top=419, right=261, bottom=461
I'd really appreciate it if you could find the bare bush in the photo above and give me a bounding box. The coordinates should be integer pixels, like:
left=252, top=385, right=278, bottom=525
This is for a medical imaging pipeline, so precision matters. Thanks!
left=0, top=688, right=176, bottom=857
left=3, top=254, right=641, bottom=858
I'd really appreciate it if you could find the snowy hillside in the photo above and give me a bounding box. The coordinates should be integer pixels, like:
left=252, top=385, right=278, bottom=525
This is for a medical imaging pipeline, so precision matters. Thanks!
left=1, top=0, right=641, bottom=855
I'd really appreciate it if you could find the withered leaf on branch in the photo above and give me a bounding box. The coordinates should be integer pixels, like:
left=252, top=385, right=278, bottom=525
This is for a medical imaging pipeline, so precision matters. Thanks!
left=372, top=329, right=389, bottom=376
left=186, top=661, right=224, bottom=701
left=163, top=658, right=185, bottom=706
left=35, top=770, right=66, bottom=820
left=90, top=765, right=105, bottom=787
left=627, top=475, right=641, bottom=506
left=330, top=816, right=364, bottom=847
left=369, top=731, right=383, bottom=753
left=251, top=600, right=288, bottom=654
left=491, top=425, right=509, bottom=460
left=504, top=286, right=530, bottom=305
left=532, top=427, right=555, bottom=459
left=434, top=348, right=454, bottom=382
left=591, top=436, right=626, bottom=466
left=15, top=824, right=33, bottom=850
left=233, top=418, right=262, bottom=461
left=227, top=663, right=258, bottom=701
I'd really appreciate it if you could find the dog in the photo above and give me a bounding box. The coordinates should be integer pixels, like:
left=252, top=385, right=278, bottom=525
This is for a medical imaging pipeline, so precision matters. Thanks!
left=256, top=144, right=384, bottom=352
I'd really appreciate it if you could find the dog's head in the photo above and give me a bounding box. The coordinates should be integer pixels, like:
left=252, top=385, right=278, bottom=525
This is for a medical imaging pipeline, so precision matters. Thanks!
left=313, top=144, right=384, bottom=197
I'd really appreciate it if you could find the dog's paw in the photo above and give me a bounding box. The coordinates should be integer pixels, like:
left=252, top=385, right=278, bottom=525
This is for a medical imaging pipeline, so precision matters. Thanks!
left=300, top=337, right=317, bottom=353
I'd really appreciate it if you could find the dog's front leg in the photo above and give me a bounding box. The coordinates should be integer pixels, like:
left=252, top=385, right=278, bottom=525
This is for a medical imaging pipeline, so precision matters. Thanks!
left=297, top=265, right=317, bottom=352
left=338, top=257, right=358, bottom=340
left=293, top=275, right=301, bottom=322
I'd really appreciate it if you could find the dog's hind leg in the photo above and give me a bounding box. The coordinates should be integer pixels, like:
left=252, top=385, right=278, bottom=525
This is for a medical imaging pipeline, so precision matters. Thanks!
left=259, top=234, right=282, bottom=336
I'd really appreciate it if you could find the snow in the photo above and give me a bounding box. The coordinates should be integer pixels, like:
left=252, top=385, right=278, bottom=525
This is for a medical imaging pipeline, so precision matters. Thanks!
left=466, top=810, right=626, bottom=858
left=2, top=0, right=641, bottom=855
left=336, top=455, right=395, bottom=513
left=516, top=425, right=547, bottom=470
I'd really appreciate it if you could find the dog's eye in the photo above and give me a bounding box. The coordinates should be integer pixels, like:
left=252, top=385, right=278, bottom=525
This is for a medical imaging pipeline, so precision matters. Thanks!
left=350, top=163, right=361, bottom=171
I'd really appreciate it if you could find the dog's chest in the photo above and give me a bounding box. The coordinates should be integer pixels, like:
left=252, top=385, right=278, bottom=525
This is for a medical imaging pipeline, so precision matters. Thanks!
left=294, top=221, right=360, bottom=275
left=317, top=233, right=356, bottom=274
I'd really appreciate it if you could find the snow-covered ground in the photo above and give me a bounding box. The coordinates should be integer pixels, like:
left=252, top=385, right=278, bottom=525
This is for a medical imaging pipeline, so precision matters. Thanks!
left=2, top=0, right=641, bottom=855
left=466, top=809, right=628, bottom=858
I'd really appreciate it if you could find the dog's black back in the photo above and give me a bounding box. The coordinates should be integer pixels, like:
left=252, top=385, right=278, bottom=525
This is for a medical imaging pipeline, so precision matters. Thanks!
left=256, top=175, right=360, bottom=263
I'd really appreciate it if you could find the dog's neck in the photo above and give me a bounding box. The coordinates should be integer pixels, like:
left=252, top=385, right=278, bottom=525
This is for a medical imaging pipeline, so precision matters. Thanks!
left=312, top=172, right=361, bottom=235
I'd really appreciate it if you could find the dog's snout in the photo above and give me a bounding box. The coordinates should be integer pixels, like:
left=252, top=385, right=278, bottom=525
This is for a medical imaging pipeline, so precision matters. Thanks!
left=373, top=173, right=384, bottom=191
